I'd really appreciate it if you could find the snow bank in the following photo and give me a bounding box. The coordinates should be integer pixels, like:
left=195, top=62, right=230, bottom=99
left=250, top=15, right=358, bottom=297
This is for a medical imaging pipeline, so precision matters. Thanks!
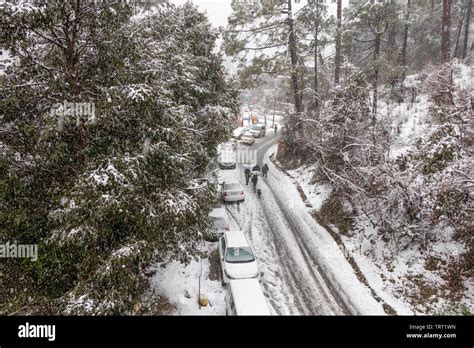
left=151, top=243, right=225, bottom=315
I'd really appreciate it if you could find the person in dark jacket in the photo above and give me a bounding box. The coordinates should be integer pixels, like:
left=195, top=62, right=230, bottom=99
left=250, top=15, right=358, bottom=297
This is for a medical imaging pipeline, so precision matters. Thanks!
left=251, top=174, right=258, bottom=193
left=244, top=167, right=251, bottom=185
left=252, top=164, right=261, bottom=172
left=262, top=163, right=269, bottom=178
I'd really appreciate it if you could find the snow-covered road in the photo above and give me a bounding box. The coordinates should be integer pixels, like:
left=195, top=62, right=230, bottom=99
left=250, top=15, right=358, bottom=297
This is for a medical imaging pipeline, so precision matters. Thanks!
left=219, top=130, right=385, bottom=315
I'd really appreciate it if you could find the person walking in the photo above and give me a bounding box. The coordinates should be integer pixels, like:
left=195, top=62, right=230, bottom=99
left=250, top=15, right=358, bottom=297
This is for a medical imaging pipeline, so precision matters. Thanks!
left=262, top=163, right=269, bottom=178
left=252, top=164, right=260, bottom=173
left=251, top=174, right=258, bottom=193
left=274, top=124, right=278, bottom=135
left=244, top=167, right=251, bottom=185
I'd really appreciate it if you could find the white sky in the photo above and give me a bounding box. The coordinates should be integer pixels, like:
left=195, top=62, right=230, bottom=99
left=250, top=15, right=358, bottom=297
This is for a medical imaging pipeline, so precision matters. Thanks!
left=170, top=0, right=233, bottom=29
left=168, top=1, right=345, bottom=74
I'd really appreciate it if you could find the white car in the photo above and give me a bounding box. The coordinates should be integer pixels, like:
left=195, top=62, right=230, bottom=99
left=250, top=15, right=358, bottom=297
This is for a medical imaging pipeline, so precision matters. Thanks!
left=218, top=230, right=259, bottom=284
left=226, top=279, right=270, bottom=315
left=208, top=207, right=230, bottom=238
left=221, top=181, right=245, bottom=203
left=232, top=127, right=248, bottom=140
left=248, top=124, right=266, bottom=138
left=240, top=133, right=255, bottom=145
left=218, top=145, right=236, bottom=169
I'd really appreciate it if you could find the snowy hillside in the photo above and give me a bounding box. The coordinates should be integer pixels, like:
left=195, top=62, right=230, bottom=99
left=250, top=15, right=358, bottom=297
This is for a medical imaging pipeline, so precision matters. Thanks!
left=285, top=61, right=473, bottom=315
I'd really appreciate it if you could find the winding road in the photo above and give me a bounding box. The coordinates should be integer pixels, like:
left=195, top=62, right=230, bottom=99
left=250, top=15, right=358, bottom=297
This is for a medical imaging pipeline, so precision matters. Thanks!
left=219, top=129, right=371, bottom=315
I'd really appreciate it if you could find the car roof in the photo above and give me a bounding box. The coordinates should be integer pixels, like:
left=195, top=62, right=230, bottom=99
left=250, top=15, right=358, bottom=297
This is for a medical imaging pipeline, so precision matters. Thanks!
left=223, top=181, right=242, bottom=190
left=232, top=127, right=246, bottom=135
left=228, top=279, right=270, bottom=315
left=209, top=207, right=226, bottom=219
left=224, top=230, right=249, bottom=247
left=223, top=180, right=241, bottom=186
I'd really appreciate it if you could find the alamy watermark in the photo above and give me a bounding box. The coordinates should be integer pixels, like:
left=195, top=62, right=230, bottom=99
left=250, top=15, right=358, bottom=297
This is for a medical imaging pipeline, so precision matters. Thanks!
left=236, top=149, right=258, bottom=164
left=0, top=241, right=38, bottom=261
left=50, top=100, right=96, bottom=130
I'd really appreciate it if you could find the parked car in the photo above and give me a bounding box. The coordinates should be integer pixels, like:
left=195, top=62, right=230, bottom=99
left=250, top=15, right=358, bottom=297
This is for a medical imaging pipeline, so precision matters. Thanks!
left=226, top=279, right=271, bottom=315
left=240, top=133, right=255, bottom=145
left=232, top=127, right=248, bottom=140
left=206, top=207, right=230, bottom=241
left=248, top=123, right=266, bottom=138
left=218, top=146, right=236, bottom=169
left=218, top=230, right=259, bottom=284
left=221, top=181, right=245, bottom=203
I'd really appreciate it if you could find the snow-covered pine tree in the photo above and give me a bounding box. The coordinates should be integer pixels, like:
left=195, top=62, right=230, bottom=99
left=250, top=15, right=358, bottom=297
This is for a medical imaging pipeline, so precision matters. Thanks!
left=0, top=1, right=238, bottom=314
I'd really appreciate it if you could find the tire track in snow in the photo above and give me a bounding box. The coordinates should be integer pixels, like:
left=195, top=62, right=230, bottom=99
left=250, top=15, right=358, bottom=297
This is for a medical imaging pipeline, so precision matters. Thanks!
left=236, top=161, right=308, bottom=315
left=262, top=149, right=355, bottom=315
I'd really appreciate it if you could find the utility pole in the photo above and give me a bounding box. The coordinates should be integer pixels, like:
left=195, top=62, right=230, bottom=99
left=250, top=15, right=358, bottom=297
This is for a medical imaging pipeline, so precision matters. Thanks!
left=273, top=98, right=276, bottom=126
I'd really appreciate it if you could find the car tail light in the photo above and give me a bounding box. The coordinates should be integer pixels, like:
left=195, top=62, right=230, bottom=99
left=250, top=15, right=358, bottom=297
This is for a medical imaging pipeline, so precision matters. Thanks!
left=224, top=192, right=228, bottom=196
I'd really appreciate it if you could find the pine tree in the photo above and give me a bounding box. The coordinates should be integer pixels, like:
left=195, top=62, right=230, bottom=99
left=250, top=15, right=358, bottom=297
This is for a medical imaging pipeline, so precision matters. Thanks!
left=224, top=0, right=303, bottom=114
left=0, top=1, right=238, bottom=314
left=345, top=0, right=400, bottom=115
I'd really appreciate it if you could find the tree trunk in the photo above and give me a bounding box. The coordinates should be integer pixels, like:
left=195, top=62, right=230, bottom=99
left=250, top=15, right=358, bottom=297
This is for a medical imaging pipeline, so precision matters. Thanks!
left=334, top=0, right=342, bottom=84
left=287, top=0, right=302, bottom=114
left=441, top=0, right=452, bottom=62
left=462, top=0, right=472, bottom=58
left=373, top=33, right=381, bottom=118
left=453, top=5, right=465, bottom=58
left=314, top=1, right=319, bottom=109
left=314, top=30, right=319, bottom=109
left=399, top=0, right=411, bottom=81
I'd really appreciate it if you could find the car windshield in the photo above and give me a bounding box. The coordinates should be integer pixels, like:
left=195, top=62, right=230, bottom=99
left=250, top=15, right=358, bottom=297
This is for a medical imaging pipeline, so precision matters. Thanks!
left=225, top=247, right=255, bottom=263
left=225, top=183, right=241, bottom=190
left=250, top=125, right=260, bottom=130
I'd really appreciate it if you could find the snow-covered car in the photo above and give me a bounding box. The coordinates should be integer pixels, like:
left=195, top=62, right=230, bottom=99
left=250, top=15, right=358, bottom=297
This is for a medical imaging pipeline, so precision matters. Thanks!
left=218, top=146, right=236, bottom=169
left=232, top=127, right=248, bottom=140
left=240, top=133, right=255, bottom=145
left=226, top=279, right=270, bottom=315
left=219, top=231, right=259, bottom=284
left=248, top=123, right=266, bottom=138
left=207, top=207, right=230, bottom=241
left=221, top=181, right=244, bottom=203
